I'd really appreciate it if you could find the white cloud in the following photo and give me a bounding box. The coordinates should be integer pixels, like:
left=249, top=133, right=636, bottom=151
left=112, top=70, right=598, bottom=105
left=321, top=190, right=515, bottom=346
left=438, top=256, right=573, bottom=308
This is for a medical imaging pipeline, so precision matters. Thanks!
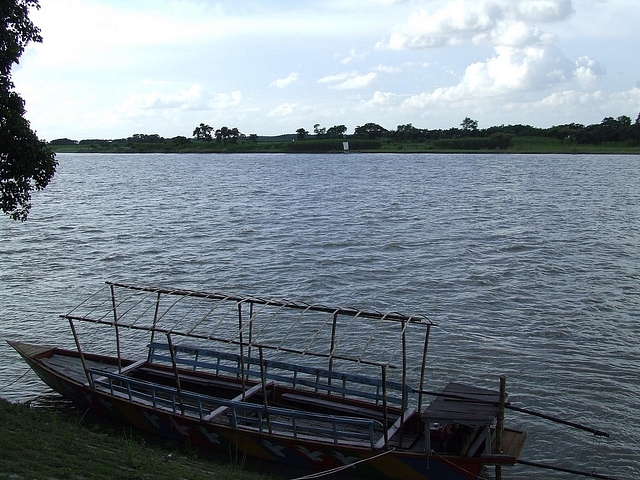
left=339, top=48, right=368, bottom=64
left=267, top=103, right=312, bottom=117
left=536, top=89, right=603, bottom=108
left=608, top=87, right=640, bottom=111
left=335, top=72, right=378, bottom=89
left=375, top=65, right=402, bottom=73
left=403, top=44, right=573, bottom=107
left=318, top=72, right=357, bottom=84
left=270, top=73, right=300, bottom=88
left=381, top=0, right=574, bottom=50
left=319, top=72, right=378, bottom=89
left=573, top=56, right=605, bottom=86
left=123, top=85, right=242, bottom=111
left=363, top=91, right=399, bottom=107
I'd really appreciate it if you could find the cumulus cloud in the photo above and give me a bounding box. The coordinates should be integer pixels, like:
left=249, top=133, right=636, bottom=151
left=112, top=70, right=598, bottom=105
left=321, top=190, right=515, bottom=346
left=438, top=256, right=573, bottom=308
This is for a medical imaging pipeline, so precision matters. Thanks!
left=573, top=56, right=605, bottom=86
left=318, top=71, right=377, bottom=89
left=375, top=64, right=402, bottom=73
left=363, top=91, right=399, bottom=107
left=379, top=0, right=574, bottom=50
left=124, top=84, right=241, bottom=111
left=535, top=89, right=602, bottom=109
left=269, top=72, right=300, bottom=88
left=267, top=103, right=312, bottom=117
left=402, top=44, right=573, bottom=107
left=318, top=71, right=356, bottom=83
left=339, top=48, right=368, bottom=64
left=336, top=72, right=378, bottom=89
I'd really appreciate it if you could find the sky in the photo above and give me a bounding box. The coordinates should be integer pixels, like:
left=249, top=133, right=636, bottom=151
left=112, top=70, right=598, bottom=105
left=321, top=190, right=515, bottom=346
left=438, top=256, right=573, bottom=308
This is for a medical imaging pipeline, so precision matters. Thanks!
left=12, top=0, right=640, bottom=140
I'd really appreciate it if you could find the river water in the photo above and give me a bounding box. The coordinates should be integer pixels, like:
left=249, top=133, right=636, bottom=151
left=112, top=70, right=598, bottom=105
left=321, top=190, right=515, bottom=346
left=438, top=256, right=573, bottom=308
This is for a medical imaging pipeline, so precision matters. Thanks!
left=0, top=153, right=638, bottom=479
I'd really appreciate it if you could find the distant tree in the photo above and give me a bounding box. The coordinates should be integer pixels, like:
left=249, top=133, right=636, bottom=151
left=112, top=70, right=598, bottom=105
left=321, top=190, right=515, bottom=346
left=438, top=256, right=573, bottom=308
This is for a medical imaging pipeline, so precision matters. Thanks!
left=170, top=136, right=190, bottom=146
left=326, top=125, right=347, bottom=138
left=214, top=126, right=241, bottom=144
left=354, top=122, right=388, bottom=140
left=392, top=123, right=423, bottom=143
left=461, top=117, right=479, bottom=132
left=229, top=127, right=241, bottom=144
left=617, top=115, right=631, bottom=126
left=128, top=133, right=163, bottom=143
left=296, top=128, right=309, bottom=140
left=313, top=124, right=326, bottom=136
left=1, top=0, right=57, bottom=221
left=49, top=138, right=78, bottom=146
left=249, top=133, right=258, bottom=143
left=192, top=123, right=213, bottom=141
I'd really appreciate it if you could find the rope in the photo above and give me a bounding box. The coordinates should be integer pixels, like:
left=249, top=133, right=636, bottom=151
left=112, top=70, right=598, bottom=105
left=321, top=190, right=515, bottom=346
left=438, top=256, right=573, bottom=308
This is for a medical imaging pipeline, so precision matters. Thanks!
left=0, top=369, right=31, bottom=393
left=290, top=448, right=396, bottom=480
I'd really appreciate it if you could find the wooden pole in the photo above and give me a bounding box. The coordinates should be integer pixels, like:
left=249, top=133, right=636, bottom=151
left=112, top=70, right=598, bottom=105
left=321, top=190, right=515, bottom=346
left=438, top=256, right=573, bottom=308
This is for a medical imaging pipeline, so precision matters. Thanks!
left=328, top=312, right=338, bottom=396
left=166, top=333, right=185, bottom=415
left=259, top=347, right=272, bottom=434
left=69, top=318, right=93, bottom=389
left=418, top=323, right=431, bottom=412
left=495, top=375, right=507, bottom=480
left=109, top=283, right=122, bottom=373
left=238, top=303, right=246, bottom=393
left=400, top=319, right=408, bottom=447
left=148, top=291, right=161, bottom=363
left=382, top=365, right=389, bottom=448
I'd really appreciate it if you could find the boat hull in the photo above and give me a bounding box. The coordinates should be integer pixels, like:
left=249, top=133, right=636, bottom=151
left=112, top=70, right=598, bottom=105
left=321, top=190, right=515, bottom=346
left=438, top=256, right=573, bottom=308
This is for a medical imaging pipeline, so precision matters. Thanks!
left=9, top=341, right=489, bottom=480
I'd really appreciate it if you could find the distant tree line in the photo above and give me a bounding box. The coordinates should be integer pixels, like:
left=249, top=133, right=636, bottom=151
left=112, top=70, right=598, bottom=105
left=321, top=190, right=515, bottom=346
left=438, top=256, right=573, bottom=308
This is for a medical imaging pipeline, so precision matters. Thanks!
left=49, top=113, right=640, bottom=154
left=298, top=114, right=640, bottom=149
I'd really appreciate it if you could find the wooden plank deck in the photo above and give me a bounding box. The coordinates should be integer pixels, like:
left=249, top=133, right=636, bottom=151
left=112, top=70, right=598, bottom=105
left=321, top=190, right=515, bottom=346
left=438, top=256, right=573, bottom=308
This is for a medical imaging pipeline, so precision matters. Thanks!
left=204, top=381, right=274, bottom=422
left=40, top=354, right=119, bottom=383
left=421, top=382, right=500, bottom=426
left=280, top=392, right=387, bottom=421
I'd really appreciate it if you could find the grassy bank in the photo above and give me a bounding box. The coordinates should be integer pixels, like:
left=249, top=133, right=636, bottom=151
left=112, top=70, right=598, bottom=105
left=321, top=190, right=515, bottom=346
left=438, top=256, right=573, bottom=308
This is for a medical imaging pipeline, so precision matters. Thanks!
left=0, top=398, right=276, bottom=480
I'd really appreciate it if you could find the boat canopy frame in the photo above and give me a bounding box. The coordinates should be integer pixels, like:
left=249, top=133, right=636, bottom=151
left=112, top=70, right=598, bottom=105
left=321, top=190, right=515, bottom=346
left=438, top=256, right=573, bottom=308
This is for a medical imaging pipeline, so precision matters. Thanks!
left=61, top=281, right=436, bottom=411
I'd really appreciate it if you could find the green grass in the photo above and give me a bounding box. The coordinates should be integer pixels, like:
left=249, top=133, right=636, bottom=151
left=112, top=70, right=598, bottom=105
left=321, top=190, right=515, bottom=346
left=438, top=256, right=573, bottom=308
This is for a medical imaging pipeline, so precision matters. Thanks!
left=50, top=137, right=640, bottom=155
left=0, top=398, right=276, bottom=480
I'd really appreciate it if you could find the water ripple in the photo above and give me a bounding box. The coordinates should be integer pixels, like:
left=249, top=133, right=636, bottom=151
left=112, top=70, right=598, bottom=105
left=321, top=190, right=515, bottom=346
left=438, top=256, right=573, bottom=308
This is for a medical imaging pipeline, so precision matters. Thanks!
left=0, top=152, right=638, bottom=479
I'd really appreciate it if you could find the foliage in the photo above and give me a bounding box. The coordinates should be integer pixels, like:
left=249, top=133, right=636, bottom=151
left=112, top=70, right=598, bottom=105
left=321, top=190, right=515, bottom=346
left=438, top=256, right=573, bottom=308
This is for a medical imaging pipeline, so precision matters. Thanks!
left=295, top=128, right=309, bottom=140
left=313, top=123, right=326, bottom=136
left=1, top=0, right=57, bottom=221
left=49, top=113, right=640, bottom=155
left=215, top=126, right=241, bottom=144
left=49, top=137, right=78, bottom=145
left=460, top=117, right=478, bottom=131
left=326, top=124, right=347, bottom=138
left=354, top=122, right=388, bottom=140
left=282, top=138, right=381, bottom=152
left=193, top=123, right=213, bottom=141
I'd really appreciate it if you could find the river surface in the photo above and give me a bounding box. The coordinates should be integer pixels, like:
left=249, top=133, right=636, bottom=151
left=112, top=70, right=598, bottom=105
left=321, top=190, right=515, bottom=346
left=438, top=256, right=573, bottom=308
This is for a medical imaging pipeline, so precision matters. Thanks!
left=0, top=153, right=638, bottom=479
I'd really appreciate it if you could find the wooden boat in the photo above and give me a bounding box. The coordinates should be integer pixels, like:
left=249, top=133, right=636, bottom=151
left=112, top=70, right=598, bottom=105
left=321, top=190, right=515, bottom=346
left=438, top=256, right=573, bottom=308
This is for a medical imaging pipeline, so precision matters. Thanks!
left=9, top=282, right=527, bottom=480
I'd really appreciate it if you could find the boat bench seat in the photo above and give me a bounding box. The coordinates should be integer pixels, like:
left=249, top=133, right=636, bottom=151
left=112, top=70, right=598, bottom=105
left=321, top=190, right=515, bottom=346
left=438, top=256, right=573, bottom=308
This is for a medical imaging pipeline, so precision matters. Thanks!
left=137, top=366, right=247, bottom=393
left=374, top=407, right=417, bottom=449
left=204, top=381, right=274, bottom=422
left=281, top=392, right=386, bottom=422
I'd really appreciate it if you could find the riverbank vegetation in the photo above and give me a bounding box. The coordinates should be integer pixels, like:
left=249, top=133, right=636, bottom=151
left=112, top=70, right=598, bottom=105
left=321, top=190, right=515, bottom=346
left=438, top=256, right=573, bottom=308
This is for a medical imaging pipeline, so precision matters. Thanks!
left=48, top=114, right=640, bottom=154
left=0, top=398, right=274, bottom=480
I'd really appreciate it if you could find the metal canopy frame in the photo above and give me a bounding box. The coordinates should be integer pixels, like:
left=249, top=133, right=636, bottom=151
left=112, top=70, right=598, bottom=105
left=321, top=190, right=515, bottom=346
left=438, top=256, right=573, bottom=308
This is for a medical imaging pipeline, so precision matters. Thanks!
left=63, top=281, right=437, bottom=411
